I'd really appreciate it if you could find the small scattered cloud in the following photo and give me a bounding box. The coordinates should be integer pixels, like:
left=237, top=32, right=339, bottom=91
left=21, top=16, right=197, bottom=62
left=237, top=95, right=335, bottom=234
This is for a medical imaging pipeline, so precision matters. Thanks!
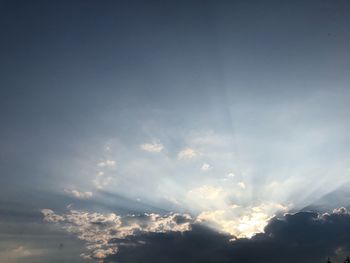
left=200, top=163, right=211, bottom=171
left=98, top=160, right=116, bottom=167
left=64, top=189, right=93, bottom=199
left=177, top=148, right=197, bottom=160
left=227, top=172, right=235, bottom=178
left=238, top=182, right=246, bottom=189
left=140, top=142, right=164, bottom=153
left=11, top=246, right=35, bottom=257
left=94, top=176, right=112, bottom=189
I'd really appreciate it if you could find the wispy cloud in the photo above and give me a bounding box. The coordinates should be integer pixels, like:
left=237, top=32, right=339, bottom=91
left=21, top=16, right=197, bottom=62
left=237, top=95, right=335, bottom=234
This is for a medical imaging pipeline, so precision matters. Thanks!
left=12, top=246, right=36, bottom=257
left=64, top=189, right=93, bottom=199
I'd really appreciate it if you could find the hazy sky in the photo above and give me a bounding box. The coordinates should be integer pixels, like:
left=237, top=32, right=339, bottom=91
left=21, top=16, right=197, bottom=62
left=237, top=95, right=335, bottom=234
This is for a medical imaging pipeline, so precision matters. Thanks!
left=1, top=1, right=350, bottom=262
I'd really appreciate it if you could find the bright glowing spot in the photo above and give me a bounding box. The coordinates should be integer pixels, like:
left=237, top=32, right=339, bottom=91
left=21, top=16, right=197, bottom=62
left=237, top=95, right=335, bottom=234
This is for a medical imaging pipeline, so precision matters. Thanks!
left=196, top=203, right=288, bottom=238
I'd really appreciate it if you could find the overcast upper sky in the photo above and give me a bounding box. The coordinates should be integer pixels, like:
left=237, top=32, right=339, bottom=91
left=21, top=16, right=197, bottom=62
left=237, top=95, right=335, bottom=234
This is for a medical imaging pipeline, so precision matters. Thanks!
left=1, top=0, right=350, bottom=262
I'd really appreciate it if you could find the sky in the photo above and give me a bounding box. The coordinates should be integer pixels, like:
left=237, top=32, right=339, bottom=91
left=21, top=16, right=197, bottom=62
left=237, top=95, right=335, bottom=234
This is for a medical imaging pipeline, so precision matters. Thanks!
left=1, top=0, right=350, bottom=262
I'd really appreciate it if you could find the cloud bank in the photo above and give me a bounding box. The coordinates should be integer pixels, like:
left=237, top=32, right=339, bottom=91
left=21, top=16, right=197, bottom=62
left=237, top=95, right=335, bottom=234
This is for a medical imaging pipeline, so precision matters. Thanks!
left=42, top=208, right=350, bottom=263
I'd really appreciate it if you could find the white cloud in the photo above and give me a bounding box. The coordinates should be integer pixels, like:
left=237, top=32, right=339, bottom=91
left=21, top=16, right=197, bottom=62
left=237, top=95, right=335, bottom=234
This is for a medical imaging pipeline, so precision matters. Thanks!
left=97, top=160, right=116, bottom=167
left=227, top=172, right=235, bottom=178
left=201, top=163, right=211, bottom=171
left=41, top=209, right=192, bottom=261
left=64, top=189, right=93, bottom=199
left=140, top=142, right=164, bottom=153
left=93, top=176, right=112, bottom=189
left=177, top=148, right=197, bottom=160
left=238, top=182, right=246, bottom=189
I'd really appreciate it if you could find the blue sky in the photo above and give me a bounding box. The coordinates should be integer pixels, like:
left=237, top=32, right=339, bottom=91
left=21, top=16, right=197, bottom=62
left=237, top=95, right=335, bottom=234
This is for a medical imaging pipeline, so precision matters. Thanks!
left=1, top=0, right=350, bottom=262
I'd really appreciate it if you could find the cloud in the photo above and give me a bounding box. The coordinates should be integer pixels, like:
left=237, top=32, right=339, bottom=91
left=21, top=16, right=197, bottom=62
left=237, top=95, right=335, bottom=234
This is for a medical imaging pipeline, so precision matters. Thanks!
left=64, top=189, right=93, bottom=199
left=93, top=176, right=112, bottom=189
left=238, top=182, right=246, bottom=189
left=201, top=163, right=211, bottom=171
left=12, top=246, right=34, bottom=257
left=140, top=143, right=164, bottom=153
left=1, top=246, right=45, bottom=260
left=195, top=203, right=288, bottom=238
left=41, top=209, right=192, bottom=261
left=97, top=160, right=116, bottom=167
left=177, top=148, right=197, bottom=160
left=105, top=208, right=350, bottom=263
left=227, top=172, right=235, bottom=178
left=42, top=208, right=350, bottom=263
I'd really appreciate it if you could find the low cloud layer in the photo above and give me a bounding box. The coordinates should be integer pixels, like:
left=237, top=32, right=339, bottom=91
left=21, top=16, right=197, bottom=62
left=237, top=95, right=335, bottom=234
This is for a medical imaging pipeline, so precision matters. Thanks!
left=108, top=208, right=350, bottom=263
left=42, top=208, right=350, bottom=263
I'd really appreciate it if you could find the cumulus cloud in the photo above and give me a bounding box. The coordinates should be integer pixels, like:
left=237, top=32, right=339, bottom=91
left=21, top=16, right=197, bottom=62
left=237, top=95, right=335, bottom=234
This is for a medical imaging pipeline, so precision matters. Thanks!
left=177, top=148, right=197, bottom=160
left=140, top=143, right=164, bottom=153
left=41, top=209, right=192, bottom=261
left=64, top=189, right=93, bottom=199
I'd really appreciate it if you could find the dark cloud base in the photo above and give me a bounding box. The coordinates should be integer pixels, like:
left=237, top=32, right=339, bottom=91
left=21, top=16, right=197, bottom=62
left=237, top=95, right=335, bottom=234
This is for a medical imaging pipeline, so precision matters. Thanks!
left=106, top=209, right=350, bottom=263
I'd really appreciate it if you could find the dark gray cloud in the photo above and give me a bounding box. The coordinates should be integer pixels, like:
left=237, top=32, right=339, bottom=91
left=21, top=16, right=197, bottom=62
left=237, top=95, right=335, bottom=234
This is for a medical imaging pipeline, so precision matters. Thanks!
left=106, top=209, right=350, bottom=263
